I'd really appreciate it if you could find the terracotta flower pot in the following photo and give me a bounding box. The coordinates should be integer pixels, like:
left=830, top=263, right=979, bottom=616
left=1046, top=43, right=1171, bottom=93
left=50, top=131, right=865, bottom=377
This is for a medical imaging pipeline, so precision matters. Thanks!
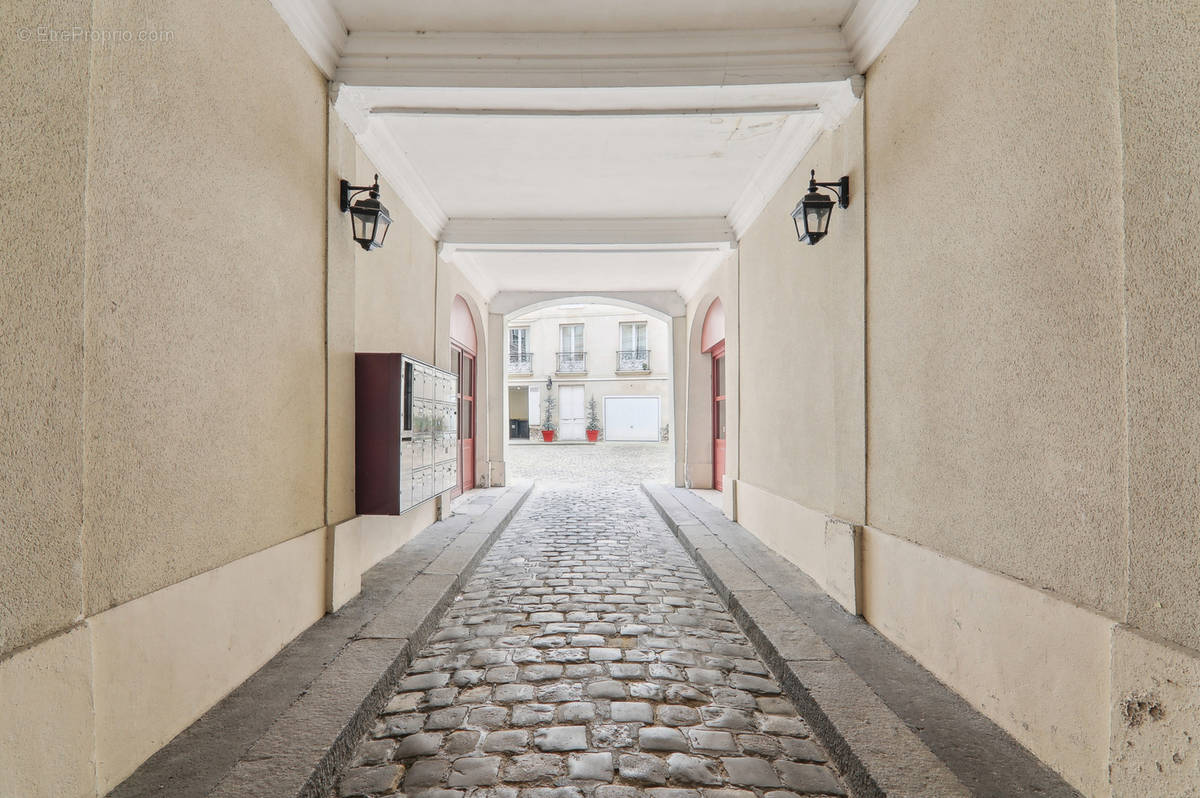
left=542, top=430, right=555, bottom=442
left=586, top=430, right=599, bottom=442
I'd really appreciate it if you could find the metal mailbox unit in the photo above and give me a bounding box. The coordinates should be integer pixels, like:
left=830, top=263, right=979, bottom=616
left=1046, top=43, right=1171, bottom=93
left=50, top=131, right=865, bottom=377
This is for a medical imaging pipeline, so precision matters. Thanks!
left=355, top=353, right=458, bottom=515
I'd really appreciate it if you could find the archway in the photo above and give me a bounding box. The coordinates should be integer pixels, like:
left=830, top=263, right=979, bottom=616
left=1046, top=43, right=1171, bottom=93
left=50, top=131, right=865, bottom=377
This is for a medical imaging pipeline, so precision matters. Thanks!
left=701, top=298, right=727, bottom=491
left=498, top=295, right=680, bottom=485
left=450, top=295, right=478, bottom=495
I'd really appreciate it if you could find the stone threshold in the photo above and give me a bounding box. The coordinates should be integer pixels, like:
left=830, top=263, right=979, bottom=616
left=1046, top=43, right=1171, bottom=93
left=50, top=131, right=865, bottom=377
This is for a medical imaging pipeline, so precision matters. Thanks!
left=643, top=482, right=1082, bottom=798
left=109, top=482, right=534, bottom=798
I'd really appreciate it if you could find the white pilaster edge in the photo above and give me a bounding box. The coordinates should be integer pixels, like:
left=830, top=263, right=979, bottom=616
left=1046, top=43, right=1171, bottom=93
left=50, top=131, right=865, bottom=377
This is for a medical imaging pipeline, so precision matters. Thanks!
left=336, top=28, right=856, bottom=88
left=268, top=0, right=346, bottom=78
left=440, top=218, right=736, bottom=251
left=333, top=86, right=449, bottom=240
left=842, top=0, right=920, bottom=73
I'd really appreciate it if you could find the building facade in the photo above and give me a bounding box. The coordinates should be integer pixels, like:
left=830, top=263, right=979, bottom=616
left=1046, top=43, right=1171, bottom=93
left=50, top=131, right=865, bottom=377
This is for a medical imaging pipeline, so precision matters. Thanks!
left=505, top=305, right=672, bottom=442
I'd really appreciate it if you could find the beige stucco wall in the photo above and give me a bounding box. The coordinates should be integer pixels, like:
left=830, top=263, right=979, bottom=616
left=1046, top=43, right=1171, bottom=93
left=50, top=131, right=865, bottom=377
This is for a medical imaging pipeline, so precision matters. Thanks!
left=737, top=105, right=865, bottom=524
left=0, top=0, right=92, bottom=657
left=327, top=110, right=360, bottom=524
left=1116, top=0, right=1200, bottom=654
left=355, top=154, right=438, bottom=360
left=81, top=0, right=329, bottom=615
left=864, top=0, right=1129, bottom=616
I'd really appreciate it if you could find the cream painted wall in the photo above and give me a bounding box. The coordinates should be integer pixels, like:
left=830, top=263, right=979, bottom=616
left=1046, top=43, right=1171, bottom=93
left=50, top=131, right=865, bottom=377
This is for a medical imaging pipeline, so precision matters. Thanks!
left=864, top=0, right=1128, bottom=616
left=81, top=0, right=329, bottom=615
left=355, top=154, right=438, bottom=360
left=0, top=0, right=91, bottom=657
left=684, top=256, right=738, bottom=491
left=1116, top=0, right=1200, bottom=653
left=327, top=110, right=360, bottom=525
left=737, top=105, right=865, bottom=523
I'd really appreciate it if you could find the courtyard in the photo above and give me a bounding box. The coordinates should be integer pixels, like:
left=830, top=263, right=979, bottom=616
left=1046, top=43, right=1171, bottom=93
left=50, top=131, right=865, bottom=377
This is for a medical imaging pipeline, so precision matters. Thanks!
left=505, top=443, right=674, bottom=487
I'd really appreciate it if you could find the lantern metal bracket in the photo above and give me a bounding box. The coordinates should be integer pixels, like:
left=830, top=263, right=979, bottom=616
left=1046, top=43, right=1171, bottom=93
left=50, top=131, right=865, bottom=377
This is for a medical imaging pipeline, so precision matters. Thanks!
left=340, top=174, right=382, bottom=213
left=809, top=171, right=850, bottom=208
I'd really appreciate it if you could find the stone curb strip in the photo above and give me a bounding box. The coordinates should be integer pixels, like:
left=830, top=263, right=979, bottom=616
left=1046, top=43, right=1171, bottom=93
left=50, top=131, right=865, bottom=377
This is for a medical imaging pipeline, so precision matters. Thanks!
left=642, top=482, right=970, bottom=798
left=110, top=482, right=534, bottom=798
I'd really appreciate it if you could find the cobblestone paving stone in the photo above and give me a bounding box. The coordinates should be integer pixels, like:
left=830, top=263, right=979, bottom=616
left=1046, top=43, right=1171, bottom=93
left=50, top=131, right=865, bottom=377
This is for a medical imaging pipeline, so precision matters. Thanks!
left=336, top=483, right=847, bottom=798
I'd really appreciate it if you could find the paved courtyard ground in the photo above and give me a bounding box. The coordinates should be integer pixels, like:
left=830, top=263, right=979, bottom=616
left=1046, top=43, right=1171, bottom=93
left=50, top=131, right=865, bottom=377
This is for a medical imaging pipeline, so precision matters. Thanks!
left=336, top=483, right=847, bottom=798
left=505, top=442, right=673, bottom=486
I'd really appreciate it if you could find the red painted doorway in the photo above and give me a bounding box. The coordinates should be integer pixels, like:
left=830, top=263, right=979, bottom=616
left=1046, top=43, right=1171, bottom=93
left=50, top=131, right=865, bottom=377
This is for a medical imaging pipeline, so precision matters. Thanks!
left=451, top=296, right=477, bottom=497
left=711, top=341, right=726, bottom=492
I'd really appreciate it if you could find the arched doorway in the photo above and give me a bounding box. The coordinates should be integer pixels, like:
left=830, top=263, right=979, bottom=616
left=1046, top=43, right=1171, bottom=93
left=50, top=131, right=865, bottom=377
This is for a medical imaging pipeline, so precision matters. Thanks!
left=701, top=298, right=726, bottom=491
left=451, top=295, right=477, bottom=496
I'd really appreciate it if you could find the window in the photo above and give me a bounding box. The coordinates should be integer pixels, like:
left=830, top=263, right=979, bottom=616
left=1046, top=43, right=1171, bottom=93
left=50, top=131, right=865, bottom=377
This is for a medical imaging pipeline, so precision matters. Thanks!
left=620, top=322, right=647, bottom=352
left=560, top=324, right=584, bottom=353
left=509, top=327, right=529, bottom=357
left=558, top=324, right=586, bottom=373
left=508, top=327, right=532, bottom=373
left=618, top=321, right=649, bottom=371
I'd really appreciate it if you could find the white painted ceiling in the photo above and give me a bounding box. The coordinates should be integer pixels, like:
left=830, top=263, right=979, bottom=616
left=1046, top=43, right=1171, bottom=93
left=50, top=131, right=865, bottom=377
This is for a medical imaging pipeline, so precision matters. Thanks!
left=276, top=0, right=916, bottom=300
left=382, top=113, right=789, bottom=219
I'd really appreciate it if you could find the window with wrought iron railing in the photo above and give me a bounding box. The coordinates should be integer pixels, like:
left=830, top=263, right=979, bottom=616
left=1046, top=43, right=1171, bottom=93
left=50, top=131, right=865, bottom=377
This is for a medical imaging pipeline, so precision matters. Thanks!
left=507, top=352, right=533, bottom=373
left=616, top=349, right=651, bottom=372
left=556, top=351, right=587, bottom=373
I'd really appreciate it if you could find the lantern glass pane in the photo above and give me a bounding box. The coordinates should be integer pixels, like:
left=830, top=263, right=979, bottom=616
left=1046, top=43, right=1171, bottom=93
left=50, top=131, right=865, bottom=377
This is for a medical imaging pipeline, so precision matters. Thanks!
left=351, top=211, right=368, bottom=241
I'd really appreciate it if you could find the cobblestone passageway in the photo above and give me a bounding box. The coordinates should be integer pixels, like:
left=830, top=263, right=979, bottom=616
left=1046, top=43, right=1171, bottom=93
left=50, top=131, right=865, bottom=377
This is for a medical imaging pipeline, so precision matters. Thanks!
left=337, top=484, right=848, bottom=798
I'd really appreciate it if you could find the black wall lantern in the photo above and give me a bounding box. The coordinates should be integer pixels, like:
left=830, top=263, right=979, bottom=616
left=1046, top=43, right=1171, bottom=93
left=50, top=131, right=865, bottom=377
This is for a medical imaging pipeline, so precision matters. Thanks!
left=791, top=170, right=850, bottom=245
left=340, top=174, right=393, bottom=251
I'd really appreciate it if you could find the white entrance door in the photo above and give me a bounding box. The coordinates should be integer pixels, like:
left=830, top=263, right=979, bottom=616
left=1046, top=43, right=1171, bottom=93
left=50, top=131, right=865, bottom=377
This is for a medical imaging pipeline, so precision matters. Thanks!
left=604, top=396, right=660, bottom=441
left=559, top=385, right=586, bottom=440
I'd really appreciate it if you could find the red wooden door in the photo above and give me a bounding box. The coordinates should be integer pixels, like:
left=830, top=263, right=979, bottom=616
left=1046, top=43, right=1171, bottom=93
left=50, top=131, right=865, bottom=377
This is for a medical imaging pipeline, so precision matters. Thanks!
left=712, top=341, right=726, bottom=491
left=453, top=346, right=475, bottom=496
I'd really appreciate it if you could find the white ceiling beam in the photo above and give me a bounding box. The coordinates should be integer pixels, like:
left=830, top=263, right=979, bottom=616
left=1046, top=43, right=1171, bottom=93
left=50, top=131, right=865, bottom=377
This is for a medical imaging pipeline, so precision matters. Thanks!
left=335, top=28, right=856, bottom=88
left=267, top=0, right=346, bottom=78
left=368, top=105, right=822, bottom=118
left=440, top=218, right=736, bottom=252
left=842, top=0, right=920, bottom=73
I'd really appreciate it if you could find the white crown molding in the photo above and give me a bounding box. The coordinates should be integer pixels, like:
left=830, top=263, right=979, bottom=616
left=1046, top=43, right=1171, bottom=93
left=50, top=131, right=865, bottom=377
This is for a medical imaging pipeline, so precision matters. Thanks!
left=726, top=113, right=824, bottom=239
left=336, top=28, right=855, bottom=88
left=268, top=0, right=346, bottom=78
left=440, top=218, right=736, bottom=252
left=842, top=0, right=919, bottom=73
left=333, top=87, right=449, bottom=239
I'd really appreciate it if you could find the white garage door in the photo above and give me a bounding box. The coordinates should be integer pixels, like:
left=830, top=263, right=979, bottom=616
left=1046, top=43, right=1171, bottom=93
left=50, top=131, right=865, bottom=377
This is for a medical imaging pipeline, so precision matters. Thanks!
left=604, top=396, right=661, bottom=441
